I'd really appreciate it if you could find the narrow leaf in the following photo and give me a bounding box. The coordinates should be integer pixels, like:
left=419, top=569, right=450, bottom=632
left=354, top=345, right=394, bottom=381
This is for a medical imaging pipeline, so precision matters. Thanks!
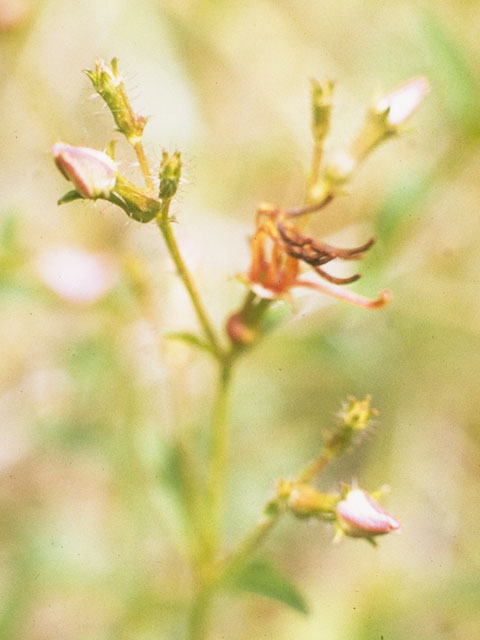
left=227, top=558, right=309, bottom=614
left=58, top=190, right=83, bottom=205
left=165, top=331, right=214, bottom=355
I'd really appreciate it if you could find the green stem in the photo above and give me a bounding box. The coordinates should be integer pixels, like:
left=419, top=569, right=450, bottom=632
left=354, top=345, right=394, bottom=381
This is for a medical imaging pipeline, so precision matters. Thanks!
left=296, top=450, right=333, bottom=484
left=206, top=362, right=233, bottom=558
left=156, top=201, right=224, bottom=361
left=218, top=434, right=337, bottom=579
left=186, top=361, right=233, bottom=639
left=221, top=507, right=282, bottom=581
left=133, top=140, right=154, bottom=192
left=187, top=585, right=213, bottom=640
left=131, top=139, right=222, bottom=359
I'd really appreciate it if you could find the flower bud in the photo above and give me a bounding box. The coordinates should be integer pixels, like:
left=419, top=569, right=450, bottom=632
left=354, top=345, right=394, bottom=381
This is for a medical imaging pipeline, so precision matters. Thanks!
left=287, top=484, right=337, bottom=519
left=52, top=142, right=117, bottom=199
left=311, top=79, right=334, bottom=147
left=226, top=312, right=257, bottom=346
left=112, top=175, right=161, bottom=223
left=336, top=489, right=400, bottom=539
left=340, top=395, right=376, bottom=432
left=374, top=76, right=429, bottom=128
left=348, top=76, right=429, bottom=164
left=84, top=58, right=148, bottom=144
left=158, top=151, right=182, bottom=200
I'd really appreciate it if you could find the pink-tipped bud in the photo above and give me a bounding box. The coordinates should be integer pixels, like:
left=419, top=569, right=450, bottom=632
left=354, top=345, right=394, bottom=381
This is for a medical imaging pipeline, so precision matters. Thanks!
left=374, top=76, right=429, bottom=127
left=52, top=142, right=117, bottom=199
left=336, top=489, right=400, bottom=539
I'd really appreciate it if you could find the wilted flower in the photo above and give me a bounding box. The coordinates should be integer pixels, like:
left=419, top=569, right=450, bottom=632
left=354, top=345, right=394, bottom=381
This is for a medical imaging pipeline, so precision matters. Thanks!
left=241, top=203, right=391, bottom=309
left=374, top=76, right=430, bottom=128
left=336, top=488, right=400, bottom=540
left=52, top=142, right=117, bottom=199
left=36, top=245, right=118, bottom=305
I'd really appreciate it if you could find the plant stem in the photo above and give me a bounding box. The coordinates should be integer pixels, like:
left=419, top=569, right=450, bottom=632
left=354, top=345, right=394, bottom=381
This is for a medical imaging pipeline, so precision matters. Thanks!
left=133, top=140, right=154, bottom=192
left=296, top=451, right=333, bottom=484
left=221, top=507, right=282, bottom=581
left=185, top=360, right=232, bottom=639
left=187, top=585, right=213, bottom=640
left=132, top=138, right=223, bottom=358
left=155, top=203, right=223, bottom=360
left=206, top=362, right=232, bottom=557
left=219, top=438, right=336, bottom=579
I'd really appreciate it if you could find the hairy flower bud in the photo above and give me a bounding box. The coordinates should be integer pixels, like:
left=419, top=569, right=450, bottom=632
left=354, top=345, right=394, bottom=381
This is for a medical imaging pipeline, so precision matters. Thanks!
left=159, top=150, right=182, bottom=200
left=287, top=484, right=337, bottom=519
left=349, top=76, right=429, bottom=164
left=84, top=58, right=147, bottom=144
left=112, top=175, right=161, bottom=223
left=336, top=489, right=400, bottom=539
left=52, top=142, right=117, bottom=199
left=311, top=79, right=334, bottom=147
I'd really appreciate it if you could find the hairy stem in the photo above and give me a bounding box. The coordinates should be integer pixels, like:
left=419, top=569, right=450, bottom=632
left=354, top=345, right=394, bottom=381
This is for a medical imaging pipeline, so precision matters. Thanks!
left=131, top=139, right=223, bottom=358
left=296, top=451, right=333, bottom=484
left=155, top=202, right=224, bottom=360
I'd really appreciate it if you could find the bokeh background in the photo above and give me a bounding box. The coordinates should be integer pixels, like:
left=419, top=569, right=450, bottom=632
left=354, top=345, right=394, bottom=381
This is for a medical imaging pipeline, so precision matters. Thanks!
left=1, top=0, right=480, bottom=638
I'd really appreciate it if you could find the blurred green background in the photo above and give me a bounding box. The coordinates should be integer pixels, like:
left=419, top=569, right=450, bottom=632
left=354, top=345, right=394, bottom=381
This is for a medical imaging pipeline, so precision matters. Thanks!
left=1, top=0, right=480, bottom=638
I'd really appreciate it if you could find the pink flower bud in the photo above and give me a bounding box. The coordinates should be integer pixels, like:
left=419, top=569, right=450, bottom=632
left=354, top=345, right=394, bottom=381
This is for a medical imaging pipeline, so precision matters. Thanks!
left=374, top=76, right=429, bottom=127
left=52, top=142, right=117, bottom=199
left=336, top=489, right=400, bottom=538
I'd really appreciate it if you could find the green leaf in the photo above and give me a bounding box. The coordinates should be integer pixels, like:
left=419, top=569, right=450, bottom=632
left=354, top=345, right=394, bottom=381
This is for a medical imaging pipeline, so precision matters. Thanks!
left=227, top=558, right=309, bottom=614
left=165, top=331, right=214, bottom=355
left=57, top=189, right=83, bottom=205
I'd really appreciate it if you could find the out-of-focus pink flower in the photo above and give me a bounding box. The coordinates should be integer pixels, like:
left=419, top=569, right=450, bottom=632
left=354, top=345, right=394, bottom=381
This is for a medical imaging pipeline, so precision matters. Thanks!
left=0, top=0, right=29, bottom=31
left=52, top=142, right=117, bottom=199
left=36, top=246, right=118, bottom=305
left=374, top=76, right=429, bottom=127
left=336, top=488, right=400, bottom=539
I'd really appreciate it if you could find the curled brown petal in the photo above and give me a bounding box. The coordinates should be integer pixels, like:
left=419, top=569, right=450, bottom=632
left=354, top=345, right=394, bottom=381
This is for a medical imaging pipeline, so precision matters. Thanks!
left=312, top=235, right=376, bottom=260
left=314, top=267, right=361, bottom=285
